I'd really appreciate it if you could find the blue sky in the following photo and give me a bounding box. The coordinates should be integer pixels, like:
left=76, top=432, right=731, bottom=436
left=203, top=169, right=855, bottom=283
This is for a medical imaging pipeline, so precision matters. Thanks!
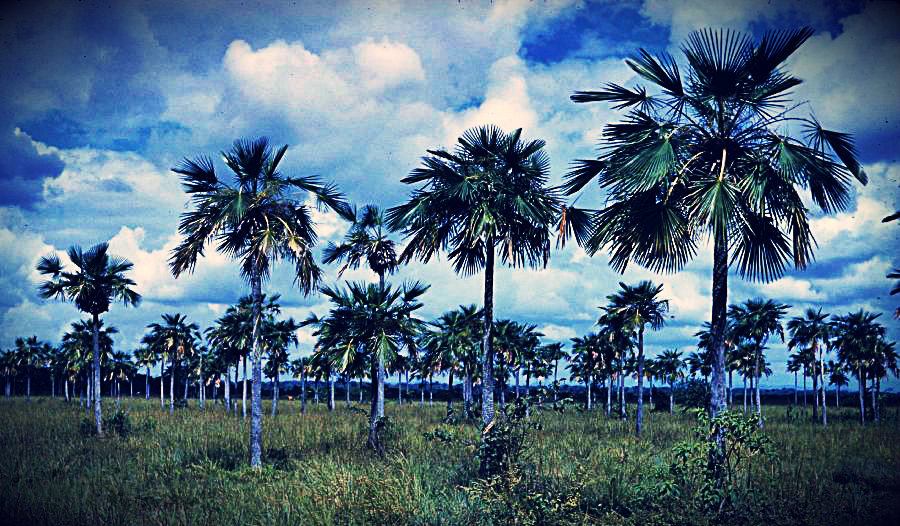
left=1, top=0, right=898, bottom=391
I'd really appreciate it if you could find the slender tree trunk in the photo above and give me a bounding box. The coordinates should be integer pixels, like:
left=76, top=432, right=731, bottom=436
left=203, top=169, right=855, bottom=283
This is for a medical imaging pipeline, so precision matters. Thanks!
left=636, top=327, right=645, bottom=437
left=709, top=230, right=728, bottom=420
left=345, top=376, right=351, bottom=408
left=199, top=359, right=204, bottom=411
left=419, top=377, right=424, bottom=407
left=272, top=375, right=279, bottom=417
left=358, top=375, right=363, bottom=403
left=367, top=362, right=381, bottom=454
left=586, top=377, right=592, bottom=411
left=92, top=312, right=103, bottom=436
left=669, top=380, right=675, bottom=415
left=606, top=377, right=611, bottom=416
left=64, top=379, right=70, bottom=402
left=249, top=274, right=264, bottom=469
left=858, top=367, right=866, bottom=426
left=802, top=373, right=807, bottom=412
left=481, top=243, right=495, bottom=426
left=26, top=371, right=31, bottom=401
left=753, top=341, right=763, bottom=428
left=328, top=372, right=335, bottom=412
left=242, top=355, right=248, bottom=418
left=820, top=352, right=827, bottom=427
left=225, top=368, right=231, bottom=416
left=300, top=366, right=306, bottom=414
left=619, top=366, right=626, bottom=420
left=873, top=377, right=880, bottom=423
left=464, top=365, right=473, bottom=418
left=447, top=369, right=454, bottom=412
left=812, top=369, right=819, bottom=421
left=398, top=370, right=402, bottom=406
left=170, top=354, right=175, bottom=416
left=836, top=384, right=840, bottom=408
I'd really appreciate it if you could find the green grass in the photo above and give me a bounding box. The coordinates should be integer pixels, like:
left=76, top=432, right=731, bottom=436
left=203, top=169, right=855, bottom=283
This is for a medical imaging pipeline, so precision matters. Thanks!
left=1, top=397, right=898, bottom=525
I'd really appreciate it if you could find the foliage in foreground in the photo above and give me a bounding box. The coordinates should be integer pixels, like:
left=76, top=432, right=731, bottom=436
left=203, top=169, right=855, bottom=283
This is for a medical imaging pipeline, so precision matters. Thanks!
left=1, top=397, right=899, bottom=525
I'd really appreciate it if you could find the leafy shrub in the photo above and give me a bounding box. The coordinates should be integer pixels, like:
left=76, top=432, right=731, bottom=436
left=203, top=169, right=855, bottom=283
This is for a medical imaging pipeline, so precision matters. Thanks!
left=105, top=408, right=132, bottom=438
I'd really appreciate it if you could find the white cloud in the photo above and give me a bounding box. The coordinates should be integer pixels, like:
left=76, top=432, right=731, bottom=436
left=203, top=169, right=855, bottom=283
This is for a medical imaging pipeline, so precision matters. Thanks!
left=539, top=324, right=576, bottom=342
left=353, top=37, right=425, bottom=91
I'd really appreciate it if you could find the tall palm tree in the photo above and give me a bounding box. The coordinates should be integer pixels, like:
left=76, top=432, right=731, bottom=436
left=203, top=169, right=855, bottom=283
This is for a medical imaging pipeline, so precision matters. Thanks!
left=61, top=319, right=116, bottom=409
left=569, top=333, right=602, bottom=411
left=559, top=27, right=866, bottom=428
left=604, top=281, right=668, bottom=436
left=323, top=204, right=399, bottom=420
left=143, top=313, right=200, bottom=415
left=264, top=318, right=299, bottom=416
left=1, top=349, right=16, bottom=398
left=787, top=308, right=831, bottom=426
left=169, top=137, right=351, bottom=468
left=831, top=310, right=882, bottom=426
left=539, top=342, right=568, bottom=401
left=388, top=125, right=562, bottom=426
left=310, top=280, right=428, bottom=454
left=729, top=299, right=788, bottom=428
left=37, top=243, right=140, bottom=435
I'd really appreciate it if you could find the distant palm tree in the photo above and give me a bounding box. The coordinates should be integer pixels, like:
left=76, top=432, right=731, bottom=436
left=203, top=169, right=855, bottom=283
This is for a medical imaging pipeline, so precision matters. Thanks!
left=569, top=333, right=602, bottom=411
left=310, top=280, right=428, bottom=454
left=604, top=281, right=668, bottom=436
left=539, top=342, right=568, bottom=401
left=730, top=299, right=788, bottom=427
left=143, top=313, right=200, bottom=415
left=832, top=310, right=883, bottom=426
left=14, top=336, right=45, bottom=402
left=37, top=243, right=140, bottom=435
left=169, top=138, right=351, bottom=468
left=389, top=125, right=562, bottom=426
left=826, top=360, right=848, bottom=408
left=1, top=349, right=16, bottom=398
left=656, top=349, right=684, bottom=415
left=788, top=308, right=831, bottom=426
left=559, top=27, right=866, bottom=429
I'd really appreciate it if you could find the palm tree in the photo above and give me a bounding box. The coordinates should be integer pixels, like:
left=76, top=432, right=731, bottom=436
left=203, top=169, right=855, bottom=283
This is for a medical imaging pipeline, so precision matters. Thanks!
left=169, top=138, right=351, bottom=468
left=388, top=125, right=562, bottom=426
left=788, top=308, right=831, bottom=426
left=264, top=318, right=299, bottom=416
left=729, top=299, right=788, bottom=428
left=311, top=280, right=428, bottom=454
left=832, top=310, right=883, bottom=426
left=37, top=243, right=140, bottom=435
left=14, top=336, right=45, bottom=402
left=656, top=349, right=684, bottom=414
left=603, top=281, right=668, bottom=436
left=1, top=349, right=16, bottom=398
left=559, top=28, right=866, bottom=428
left=539, top=342, right=568, bottom=401
left=323, top=204, right=399, bottom=420
left=827, top=360, right=848, bottom=409
left=133, top=346, right=156, bottom=401
left=61, top=319, right=116, bottom=409
left=143, top=313, right=200, bottom=415
left=569, top=334, right=602, bottom=411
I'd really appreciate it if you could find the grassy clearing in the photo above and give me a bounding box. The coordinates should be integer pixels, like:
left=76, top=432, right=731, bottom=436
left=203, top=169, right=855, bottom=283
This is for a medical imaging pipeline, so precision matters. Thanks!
left=1, top=397, right=898, bottom=525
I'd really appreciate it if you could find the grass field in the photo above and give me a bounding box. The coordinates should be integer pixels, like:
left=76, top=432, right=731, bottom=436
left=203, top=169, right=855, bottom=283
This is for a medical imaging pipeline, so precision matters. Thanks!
left=1, top=396, right=898, bottom=525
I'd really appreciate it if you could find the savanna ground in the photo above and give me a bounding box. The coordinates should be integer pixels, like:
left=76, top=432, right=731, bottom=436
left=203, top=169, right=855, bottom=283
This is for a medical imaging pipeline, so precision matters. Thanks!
left=1, top=396, right=898, bottom=526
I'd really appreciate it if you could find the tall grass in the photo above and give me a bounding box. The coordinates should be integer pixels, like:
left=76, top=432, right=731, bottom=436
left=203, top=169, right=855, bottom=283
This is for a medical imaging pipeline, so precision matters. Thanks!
left=1, top=397, right=898, bottom=525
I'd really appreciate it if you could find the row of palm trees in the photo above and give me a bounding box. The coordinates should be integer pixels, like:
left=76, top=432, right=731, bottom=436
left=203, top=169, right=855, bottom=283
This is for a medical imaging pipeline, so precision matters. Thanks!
left=25, top=27, right=894, bottom=468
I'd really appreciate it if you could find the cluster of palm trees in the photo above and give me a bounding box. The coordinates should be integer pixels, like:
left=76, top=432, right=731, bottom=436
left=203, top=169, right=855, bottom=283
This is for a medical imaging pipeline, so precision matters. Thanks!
left=17, top=27, right=899, bottom=469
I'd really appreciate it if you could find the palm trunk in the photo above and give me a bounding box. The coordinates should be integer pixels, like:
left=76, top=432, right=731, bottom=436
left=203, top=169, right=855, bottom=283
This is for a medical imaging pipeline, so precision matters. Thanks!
left=606, top=377, right=611, bottom=416
left=447, top=369, right=454, bottom=411
left=249, top=274, right=264, bottom=469
left=669, top=380, right=675, bottom=415
left=367, top=362, right=381, bottom=454
left=481, top=241, right=495, bottom=426
left=225, top=369, right=231, bottom=416
left=872, top=377, right=880, bottom=423
left=836, top=384, right=840, bottom=408
left=586, top=377, right=592, bottom=411
left=464, top=365, right=473, bottom=418
left=26, top=371, right=31, bottom=401
left=199, top=359, right=204, bottom=410
left=328, top=372, right=335, bottom=412
left=858, top=366, right=865, bottom=426
left=272, top=375, right=280, bottom=417
left=92, top=312, right=103, bottom=436
left=753, top=341, right=763, bottom=428
left=709, top=229, right=728, bottom=420
left=812, top=369, right=819, bottom=421
left=728, top=370, right=733, bottom=407
left=145, top=366, right=150, bottom=400
left=619, top=366, right=626, bottom=420
left=429, top=373, right=433, bottom=406
left=300, top=366, right=306, bottom=414
left=169, top=355, right=175, bottom=416
left=636, top=326, right=645, bottom=437
left=802, top=372, right=807, bottom=411
left=242, top=355, right=248, bottom=418
left=819, top=347, right=827, bottom=426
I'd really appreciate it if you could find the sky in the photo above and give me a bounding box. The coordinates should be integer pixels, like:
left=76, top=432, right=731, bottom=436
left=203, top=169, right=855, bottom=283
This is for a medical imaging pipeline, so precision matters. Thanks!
left=1, top=0, right=898, bottom=391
